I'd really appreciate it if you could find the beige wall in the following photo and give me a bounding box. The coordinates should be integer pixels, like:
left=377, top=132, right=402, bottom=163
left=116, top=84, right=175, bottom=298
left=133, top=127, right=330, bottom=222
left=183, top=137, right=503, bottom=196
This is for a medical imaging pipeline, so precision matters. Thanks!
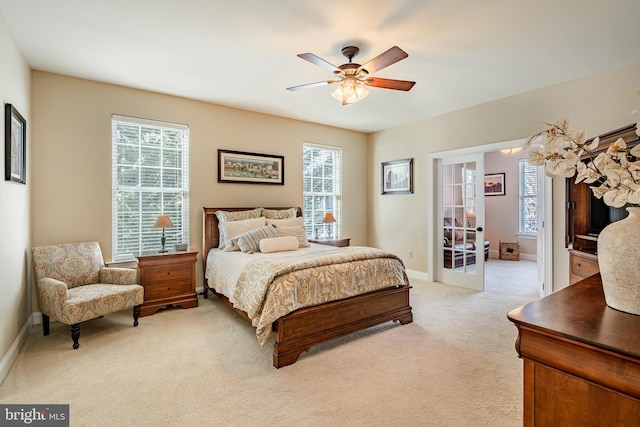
left=0, top=15, right=31, bottom=377
left=369, top=61, right=640, bottom=291
left=31, top=72, right=369, bottom=292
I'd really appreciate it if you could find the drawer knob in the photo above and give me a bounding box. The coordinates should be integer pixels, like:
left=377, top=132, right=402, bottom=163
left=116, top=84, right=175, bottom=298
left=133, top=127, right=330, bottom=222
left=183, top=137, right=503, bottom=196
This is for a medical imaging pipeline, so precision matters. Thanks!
left=576, top=262, right=581, bottom=267
left=167, top=286, right=171, bottom=290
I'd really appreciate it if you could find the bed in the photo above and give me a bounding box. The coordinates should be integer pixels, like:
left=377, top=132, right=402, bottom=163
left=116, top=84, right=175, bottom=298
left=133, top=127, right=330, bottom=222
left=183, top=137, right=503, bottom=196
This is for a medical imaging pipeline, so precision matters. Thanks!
left=202, top=207, right=413, bottom=368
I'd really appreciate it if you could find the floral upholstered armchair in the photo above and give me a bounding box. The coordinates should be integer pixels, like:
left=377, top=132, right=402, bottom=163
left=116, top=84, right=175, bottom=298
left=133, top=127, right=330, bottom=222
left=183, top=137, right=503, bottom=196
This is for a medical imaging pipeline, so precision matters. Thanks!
left=31, top=241, right=144, bottom=349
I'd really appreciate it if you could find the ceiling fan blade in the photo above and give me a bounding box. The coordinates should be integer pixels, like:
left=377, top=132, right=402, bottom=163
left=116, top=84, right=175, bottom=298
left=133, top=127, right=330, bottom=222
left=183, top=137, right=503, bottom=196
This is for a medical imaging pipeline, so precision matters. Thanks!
left=286, top=80, right=338, bottom=91
left=297, top=53, right=341, bottom=72
left=358, top=46, right=408, bottom=75
left=365, top=77, right=415, bottom=91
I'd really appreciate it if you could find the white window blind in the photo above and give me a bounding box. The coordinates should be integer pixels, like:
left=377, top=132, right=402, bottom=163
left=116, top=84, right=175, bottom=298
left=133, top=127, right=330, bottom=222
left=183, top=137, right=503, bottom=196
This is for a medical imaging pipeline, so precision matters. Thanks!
left=519, top=159, right=538, bottom=234
left=111, top=115, right=189, bottom=260
left=303, top=143, right=342, bottom=239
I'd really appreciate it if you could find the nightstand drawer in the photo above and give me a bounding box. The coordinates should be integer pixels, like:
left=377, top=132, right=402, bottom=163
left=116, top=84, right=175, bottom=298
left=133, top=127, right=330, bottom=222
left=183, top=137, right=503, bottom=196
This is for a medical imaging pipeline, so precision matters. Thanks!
left=144, top=264, right=191, bottom=284
left=144, top=279, right=192, bottom=299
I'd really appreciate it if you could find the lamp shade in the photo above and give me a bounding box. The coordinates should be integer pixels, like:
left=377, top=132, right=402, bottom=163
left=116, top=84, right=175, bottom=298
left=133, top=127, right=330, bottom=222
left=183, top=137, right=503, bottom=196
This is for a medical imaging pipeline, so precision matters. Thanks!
left=323, top=212, right=336, bottom=223
left=154, top=215, right=174, bottom=229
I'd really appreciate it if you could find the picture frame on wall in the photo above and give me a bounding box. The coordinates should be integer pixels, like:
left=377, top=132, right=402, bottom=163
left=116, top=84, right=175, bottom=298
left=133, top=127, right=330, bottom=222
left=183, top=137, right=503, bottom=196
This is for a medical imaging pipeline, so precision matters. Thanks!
left=4, top=103, right=26, bottom=184
left=218, top=149, right=284, bottom=185
left=381, top=158, right=413, bottom=195
left=484, top=173, right=505, bottom=196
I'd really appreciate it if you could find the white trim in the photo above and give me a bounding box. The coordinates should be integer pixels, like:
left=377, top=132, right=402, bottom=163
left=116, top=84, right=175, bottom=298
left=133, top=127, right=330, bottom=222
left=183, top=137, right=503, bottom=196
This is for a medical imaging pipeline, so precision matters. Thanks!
left=406, top=269, right=430, bottom=283
left=0, top=314, right=34, bottom=386
left=111, top=114, right=189, bottom=130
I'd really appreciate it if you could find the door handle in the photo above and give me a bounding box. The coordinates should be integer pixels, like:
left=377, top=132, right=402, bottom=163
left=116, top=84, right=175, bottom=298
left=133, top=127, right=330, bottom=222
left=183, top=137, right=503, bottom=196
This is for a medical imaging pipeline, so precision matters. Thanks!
left=476, top=227, right=483, bottom=232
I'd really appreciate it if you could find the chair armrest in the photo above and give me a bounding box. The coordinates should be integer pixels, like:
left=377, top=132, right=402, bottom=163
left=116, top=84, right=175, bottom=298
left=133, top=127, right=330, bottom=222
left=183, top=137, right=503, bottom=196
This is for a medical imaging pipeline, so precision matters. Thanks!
left=37, top=278, right=69, bottom=319
left=100, top=267, right=138, bottom=285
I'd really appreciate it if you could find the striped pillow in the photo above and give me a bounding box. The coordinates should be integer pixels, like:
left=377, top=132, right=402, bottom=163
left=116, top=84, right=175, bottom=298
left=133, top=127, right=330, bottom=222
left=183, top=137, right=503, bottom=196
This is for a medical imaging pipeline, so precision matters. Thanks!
left=261, top=207, right=298, bottom=219
left=215, top=208, right=262, bottom=223
left=274, top=226, right=310, bottom=248
left=236, top=225, right=280, bottom=254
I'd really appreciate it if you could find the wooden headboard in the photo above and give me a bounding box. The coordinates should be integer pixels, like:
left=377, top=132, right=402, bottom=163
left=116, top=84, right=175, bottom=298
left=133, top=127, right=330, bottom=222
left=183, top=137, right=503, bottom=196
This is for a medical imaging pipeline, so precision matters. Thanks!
left=202, top=207, right=303, bottom=267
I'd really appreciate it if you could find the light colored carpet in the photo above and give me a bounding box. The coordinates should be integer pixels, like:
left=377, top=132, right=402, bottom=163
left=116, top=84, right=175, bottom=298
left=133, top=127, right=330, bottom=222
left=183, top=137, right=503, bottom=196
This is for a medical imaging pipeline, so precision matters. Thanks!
left=0, top=260, right=538, bottom=427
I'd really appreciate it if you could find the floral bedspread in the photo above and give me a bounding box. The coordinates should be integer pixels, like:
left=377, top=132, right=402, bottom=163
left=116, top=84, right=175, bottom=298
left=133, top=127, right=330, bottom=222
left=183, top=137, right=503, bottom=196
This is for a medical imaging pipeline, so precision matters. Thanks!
left=206, top=245, right=409, bottom=345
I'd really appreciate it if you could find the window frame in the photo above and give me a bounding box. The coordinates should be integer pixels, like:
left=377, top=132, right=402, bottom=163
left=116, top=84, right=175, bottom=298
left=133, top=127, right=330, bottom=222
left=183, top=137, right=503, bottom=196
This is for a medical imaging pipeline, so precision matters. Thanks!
left=302, top=143, right=343, bottom=240
left=111, top=115, right=190, bottom=261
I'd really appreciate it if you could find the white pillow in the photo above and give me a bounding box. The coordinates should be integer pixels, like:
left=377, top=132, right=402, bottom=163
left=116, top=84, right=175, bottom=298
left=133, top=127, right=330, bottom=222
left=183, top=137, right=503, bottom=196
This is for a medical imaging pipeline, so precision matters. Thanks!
left=236, top=225, right=279, bottom=254
left=261, top=207, right=298, bottom=219
left=218, top=217, right=266, bottom=251
left=274, top=226, right=310, bottom=248
left=259, top=236, right=300, bottom=253
left=266, top=217, right=304, bottom=228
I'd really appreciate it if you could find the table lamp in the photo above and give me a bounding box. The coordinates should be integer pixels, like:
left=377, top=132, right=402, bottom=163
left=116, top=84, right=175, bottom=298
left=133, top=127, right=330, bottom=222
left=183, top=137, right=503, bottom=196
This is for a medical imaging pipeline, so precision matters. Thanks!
left=323, top=212, right=336, bottom=239
left=154, top=215, right=174, bottom=253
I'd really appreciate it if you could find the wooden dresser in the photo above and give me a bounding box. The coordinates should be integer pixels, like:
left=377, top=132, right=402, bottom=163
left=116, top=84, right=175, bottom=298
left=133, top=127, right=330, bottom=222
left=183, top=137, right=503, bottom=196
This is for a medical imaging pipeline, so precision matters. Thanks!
left=136, top=250, right=198, bottom=317
left=508, top=274, right=640, bottom=426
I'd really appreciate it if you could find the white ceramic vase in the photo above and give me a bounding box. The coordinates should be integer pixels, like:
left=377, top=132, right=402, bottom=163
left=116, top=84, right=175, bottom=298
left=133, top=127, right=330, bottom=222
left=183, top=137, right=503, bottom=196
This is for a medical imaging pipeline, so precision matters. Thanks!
left=597, top=207, right=640, bottom=315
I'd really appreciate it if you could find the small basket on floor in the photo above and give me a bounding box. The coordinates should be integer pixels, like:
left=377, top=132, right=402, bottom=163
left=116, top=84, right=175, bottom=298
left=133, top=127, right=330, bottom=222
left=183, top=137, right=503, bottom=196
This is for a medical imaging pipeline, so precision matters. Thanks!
left=499, top=241, right=520, bottom=261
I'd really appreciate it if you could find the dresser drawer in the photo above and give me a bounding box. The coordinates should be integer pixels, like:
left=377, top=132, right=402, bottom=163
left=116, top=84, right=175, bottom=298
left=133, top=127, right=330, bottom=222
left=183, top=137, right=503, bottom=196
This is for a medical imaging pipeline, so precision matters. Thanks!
left=570, top=252, right=599, bottom=280
left=143, top=264, right=192, bottom=284
left=143, top=279, right=192, bottom=299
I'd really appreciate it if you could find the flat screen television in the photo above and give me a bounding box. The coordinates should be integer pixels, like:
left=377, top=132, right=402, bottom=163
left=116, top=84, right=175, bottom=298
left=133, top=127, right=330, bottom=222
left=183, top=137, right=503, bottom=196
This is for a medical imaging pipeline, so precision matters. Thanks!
left=588, top=192, right=628, bottom=236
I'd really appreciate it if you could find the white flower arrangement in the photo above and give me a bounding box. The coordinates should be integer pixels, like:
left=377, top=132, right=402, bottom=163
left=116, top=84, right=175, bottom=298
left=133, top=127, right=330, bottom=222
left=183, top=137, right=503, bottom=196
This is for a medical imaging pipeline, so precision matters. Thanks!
left=524, top=90, right=640, bottom=208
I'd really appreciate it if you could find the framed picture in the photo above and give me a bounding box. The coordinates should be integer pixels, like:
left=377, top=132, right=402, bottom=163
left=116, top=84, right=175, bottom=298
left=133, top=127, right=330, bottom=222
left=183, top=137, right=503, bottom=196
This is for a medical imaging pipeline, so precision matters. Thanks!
left=218, top=149, right=284, bottom=185
left=382, top=158, right=413, bottom=195
left=484, top=173, right=505, bottom=196
left=5, top=104, right=26, bottom=184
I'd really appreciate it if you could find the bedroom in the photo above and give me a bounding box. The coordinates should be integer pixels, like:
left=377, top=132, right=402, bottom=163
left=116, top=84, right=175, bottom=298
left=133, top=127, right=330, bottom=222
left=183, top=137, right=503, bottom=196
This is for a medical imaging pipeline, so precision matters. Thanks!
left=1, top=1, right=639, bottom=425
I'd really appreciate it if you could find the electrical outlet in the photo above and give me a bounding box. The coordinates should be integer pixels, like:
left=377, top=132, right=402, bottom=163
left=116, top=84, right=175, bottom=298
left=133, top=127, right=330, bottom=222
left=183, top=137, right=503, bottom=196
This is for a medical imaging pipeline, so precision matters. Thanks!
left=408, top=250, right=413, bottom=258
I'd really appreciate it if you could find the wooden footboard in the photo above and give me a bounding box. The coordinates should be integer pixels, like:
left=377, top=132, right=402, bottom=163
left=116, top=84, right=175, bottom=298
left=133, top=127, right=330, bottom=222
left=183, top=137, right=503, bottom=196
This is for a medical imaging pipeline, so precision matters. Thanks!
left=272, top=285, right=412, bottom=368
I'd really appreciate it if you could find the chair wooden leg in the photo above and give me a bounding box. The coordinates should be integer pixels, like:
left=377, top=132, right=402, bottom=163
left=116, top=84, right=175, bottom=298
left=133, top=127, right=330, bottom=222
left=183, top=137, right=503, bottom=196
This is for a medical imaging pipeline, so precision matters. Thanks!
left=42, top=314, right=50, bottom=336
left=133, top=305, right=141, bottom=327
left=71, top=323, right=80, bottom=349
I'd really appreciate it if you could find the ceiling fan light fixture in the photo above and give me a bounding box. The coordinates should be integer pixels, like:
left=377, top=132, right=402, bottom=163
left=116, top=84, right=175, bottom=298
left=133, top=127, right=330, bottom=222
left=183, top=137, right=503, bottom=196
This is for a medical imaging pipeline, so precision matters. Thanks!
left=331, top=78, right=369, bottom=105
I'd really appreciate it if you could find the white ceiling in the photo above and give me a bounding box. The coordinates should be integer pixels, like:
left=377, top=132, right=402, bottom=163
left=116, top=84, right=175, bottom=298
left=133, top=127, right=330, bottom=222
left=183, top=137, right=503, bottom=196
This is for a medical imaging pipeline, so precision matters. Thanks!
left=1, top=0, right=639, bottom=133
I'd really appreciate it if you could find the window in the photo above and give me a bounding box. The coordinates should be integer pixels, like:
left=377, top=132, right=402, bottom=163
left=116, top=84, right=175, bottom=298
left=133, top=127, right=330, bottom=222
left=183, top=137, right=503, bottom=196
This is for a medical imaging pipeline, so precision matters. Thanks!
left=112, top=115, right=189, bottom=260
left=519, top=159, right=538, bottom=234
left=303, top=143, right=342, bottom=239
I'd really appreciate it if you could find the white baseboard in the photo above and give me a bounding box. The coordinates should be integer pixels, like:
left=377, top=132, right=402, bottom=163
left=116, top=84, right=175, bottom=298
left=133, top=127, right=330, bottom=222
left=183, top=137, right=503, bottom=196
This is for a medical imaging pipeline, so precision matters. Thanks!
left=406, top=269, right=430, bottom=283
left=0, top=313, right=35, bottom=386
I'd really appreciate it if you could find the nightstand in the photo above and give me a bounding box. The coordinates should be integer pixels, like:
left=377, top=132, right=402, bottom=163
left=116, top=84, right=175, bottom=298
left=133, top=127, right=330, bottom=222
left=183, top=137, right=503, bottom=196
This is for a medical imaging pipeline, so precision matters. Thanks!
left=136, top=250, right=198, bottom=317
left=308, top=238, right=351, bottom=247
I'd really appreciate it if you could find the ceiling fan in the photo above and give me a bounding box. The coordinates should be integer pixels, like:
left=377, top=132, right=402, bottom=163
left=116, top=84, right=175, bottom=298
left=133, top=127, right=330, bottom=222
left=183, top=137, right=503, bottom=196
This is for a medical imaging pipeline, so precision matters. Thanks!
left=286, top=46, right=416, bottom=105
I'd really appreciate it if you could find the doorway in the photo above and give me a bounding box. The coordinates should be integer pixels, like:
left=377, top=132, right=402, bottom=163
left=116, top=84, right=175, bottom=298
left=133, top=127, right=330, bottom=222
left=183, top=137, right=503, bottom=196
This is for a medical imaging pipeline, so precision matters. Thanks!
left=428, top=139, right=552, bottom=297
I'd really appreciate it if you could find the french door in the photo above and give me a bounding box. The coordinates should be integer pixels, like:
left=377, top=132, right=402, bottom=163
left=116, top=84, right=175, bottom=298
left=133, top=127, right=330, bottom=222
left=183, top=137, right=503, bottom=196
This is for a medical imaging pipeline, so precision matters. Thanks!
left=437, top=153, right=485, bottom=291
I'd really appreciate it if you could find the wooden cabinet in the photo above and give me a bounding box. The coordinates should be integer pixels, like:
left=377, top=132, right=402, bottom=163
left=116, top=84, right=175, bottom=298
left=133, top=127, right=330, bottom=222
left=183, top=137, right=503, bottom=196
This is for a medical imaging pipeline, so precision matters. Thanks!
left=508, top=274, right=640, bottom=426
left=566, top=124, right=638, bottom=283
left=136, top=250, right=198, bottom=317
left=308, top=238, right=351, bottom=247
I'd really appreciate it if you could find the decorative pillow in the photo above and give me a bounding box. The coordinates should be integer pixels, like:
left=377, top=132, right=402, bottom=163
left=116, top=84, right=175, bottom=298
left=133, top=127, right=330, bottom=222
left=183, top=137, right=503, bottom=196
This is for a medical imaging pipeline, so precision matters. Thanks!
left=259, top=236, right=299, bottom=254
left=261, top=207, right=298, bottom=219
left=273, top=226, right=309, bottom=248
left=218, top=217, right=266, bottom=251
left=266, top=217, right=304, bottom=228
left=236, top=225, right=279, bottom=254
left=215, top=208, right=262, bottom=223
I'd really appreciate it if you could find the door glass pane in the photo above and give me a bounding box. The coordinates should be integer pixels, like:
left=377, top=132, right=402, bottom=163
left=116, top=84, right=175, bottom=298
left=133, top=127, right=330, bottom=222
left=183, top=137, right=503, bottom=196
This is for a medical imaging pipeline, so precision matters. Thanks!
left=442, top=161, right=477, bottom=274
